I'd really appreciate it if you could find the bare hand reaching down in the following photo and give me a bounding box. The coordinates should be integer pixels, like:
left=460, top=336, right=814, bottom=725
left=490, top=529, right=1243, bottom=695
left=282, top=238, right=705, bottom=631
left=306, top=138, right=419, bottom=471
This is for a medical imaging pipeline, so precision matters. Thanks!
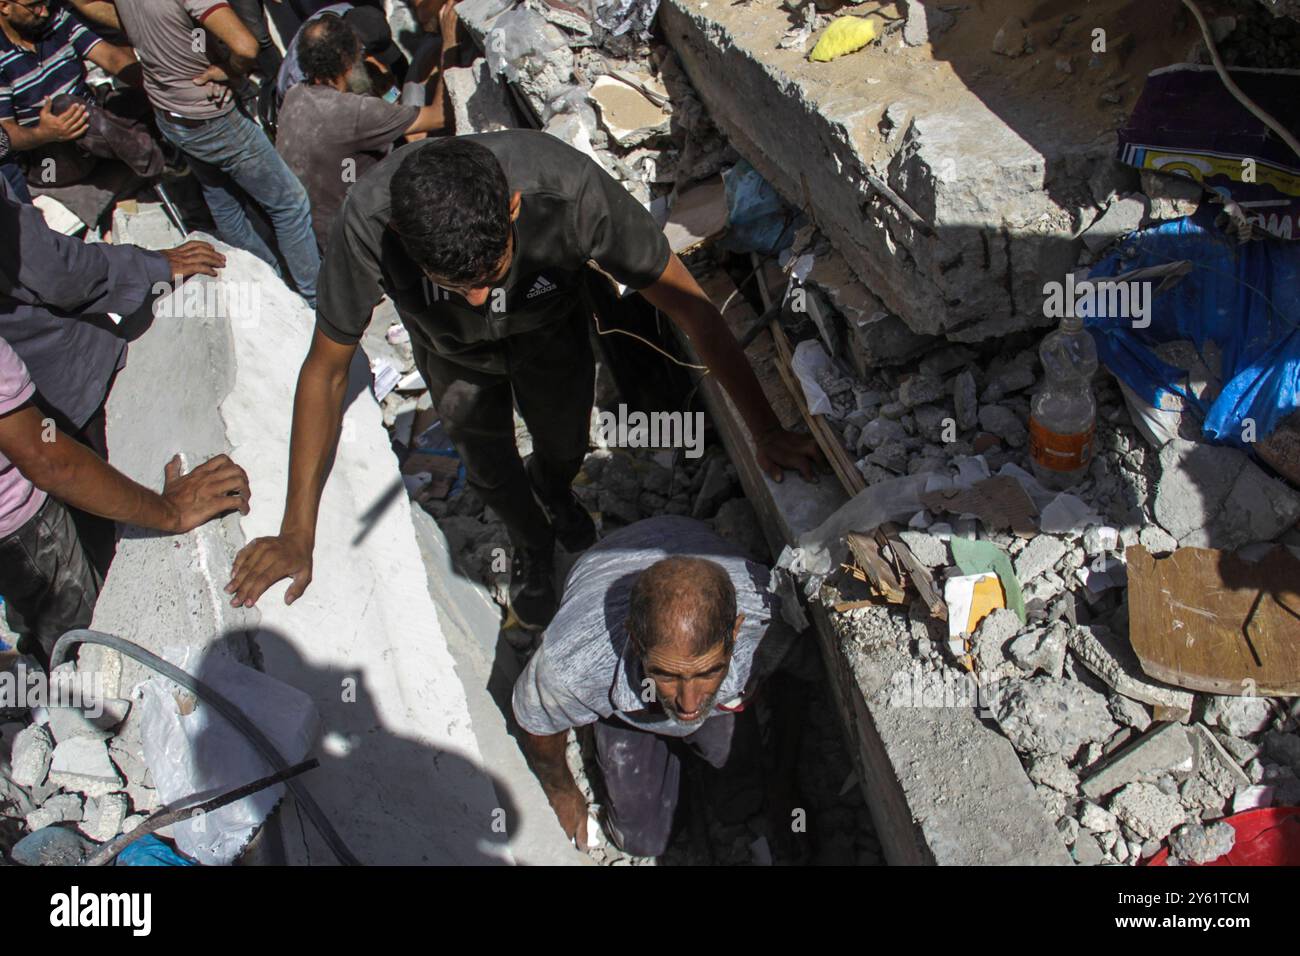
left=225, top=532, right=314, bottom=608
left=161, top=453, right=250, bottom=533
left=160, top=240, right=226, bottom=279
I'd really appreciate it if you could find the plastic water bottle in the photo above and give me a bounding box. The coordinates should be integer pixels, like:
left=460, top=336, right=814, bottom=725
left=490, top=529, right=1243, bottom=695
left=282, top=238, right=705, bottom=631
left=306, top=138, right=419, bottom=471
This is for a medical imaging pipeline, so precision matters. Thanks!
left=1029, top=315, right=1097, bottom=489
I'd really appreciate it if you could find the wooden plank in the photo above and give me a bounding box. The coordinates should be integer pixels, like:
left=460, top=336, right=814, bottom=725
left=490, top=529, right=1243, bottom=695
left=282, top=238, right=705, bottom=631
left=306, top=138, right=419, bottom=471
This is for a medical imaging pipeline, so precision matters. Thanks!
left=1127, top=544, right=1300, bottom=697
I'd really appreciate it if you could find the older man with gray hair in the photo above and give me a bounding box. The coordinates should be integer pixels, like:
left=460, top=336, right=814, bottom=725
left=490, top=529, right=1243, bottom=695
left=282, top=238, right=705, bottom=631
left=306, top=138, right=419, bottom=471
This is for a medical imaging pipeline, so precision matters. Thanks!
left=512, top=514, right=801, bottom=857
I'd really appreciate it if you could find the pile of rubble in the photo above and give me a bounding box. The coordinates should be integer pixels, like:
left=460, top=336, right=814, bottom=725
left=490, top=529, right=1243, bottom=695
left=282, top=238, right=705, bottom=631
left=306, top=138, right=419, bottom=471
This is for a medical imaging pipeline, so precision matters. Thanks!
left=1, top=647, right=158, bottom=863
left=796, top=289, right=1300, bottom=864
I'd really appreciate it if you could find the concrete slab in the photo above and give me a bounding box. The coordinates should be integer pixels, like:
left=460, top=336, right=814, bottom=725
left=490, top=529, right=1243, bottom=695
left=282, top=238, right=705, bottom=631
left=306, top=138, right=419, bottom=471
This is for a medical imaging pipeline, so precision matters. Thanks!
left=659, top=0, right=1194, bottom=341
left=96, top=208, right=579, bottom=865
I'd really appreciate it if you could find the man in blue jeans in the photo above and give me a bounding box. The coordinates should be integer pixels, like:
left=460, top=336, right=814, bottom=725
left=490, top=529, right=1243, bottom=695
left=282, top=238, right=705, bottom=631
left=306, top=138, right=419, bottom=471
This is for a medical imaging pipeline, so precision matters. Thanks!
left=83, top=0, right=319, bottom=303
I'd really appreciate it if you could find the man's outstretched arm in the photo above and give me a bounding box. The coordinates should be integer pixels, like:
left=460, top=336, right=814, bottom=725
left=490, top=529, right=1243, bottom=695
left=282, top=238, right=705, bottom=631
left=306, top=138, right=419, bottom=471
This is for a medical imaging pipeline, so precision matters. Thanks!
left=520, top=729, right=589, bottom=848
left=0, top=405, right=249, bottom=533
left=225, top=329, right=356, bottom=607
left=638, top=254, right=823, bottom=483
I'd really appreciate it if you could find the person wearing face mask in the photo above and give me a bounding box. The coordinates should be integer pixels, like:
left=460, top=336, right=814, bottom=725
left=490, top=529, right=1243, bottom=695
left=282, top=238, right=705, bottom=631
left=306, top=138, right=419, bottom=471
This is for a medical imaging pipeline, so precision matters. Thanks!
left=273, top=9, right=449, bottom=252
left=508, top=515, right=801, bottom=856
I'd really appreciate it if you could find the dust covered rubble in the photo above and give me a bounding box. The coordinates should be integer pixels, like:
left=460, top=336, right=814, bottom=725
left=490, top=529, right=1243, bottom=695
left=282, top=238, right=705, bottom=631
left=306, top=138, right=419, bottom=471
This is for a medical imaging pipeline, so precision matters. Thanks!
left=1, top=652, right=156, bottom=864
left=779, top=241, right=1300, bottom=866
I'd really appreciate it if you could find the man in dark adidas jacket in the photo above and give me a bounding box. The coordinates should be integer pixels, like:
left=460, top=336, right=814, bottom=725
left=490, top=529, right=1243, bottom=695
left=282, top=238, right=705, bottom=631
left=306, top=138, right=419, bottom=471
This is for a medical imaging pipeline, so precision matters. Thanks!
left=225, top=131, right=819, bottom=626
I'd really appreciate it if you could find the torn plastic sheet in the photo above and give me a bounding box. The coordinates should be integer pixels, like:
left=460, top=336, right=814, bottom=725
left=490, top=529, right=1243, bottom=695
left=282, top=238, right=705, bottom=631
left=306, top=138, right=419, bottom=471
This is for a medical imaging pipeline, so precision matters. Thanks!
left=949, top=536, right=1025, bottom=624
left=1086, top=207, right=1300, bottom=447
left=138, top=646, right=318, bottom=866
left=794, top=473, right=936, bottom=578
left=720, top=160, right=802, bottom=256
left=791, top=339, right=834, bottom=416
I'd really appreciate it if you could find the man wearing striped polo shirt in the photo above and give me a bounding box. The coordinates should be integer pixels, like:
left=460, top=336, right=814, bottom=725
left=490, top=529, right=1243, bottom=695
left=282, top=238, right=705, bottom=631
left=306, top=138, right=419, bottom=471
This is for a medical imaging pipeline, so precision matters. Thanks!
left=0, top=0, right=161, bottom=189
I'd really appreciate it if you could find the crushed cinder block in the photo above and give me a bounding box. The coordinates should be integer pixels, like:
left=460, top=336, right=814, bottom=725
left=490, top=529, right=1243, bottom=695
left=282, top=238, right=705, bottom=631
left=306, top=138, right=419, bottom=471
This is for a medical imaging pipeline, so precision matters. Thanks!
left=48, top=737, right=124, bottom=798
left=993, top=676, right=1117, bottom=758
left=10, top=723, right=54, bottom=788
left=1109, top=782, right=1186, bottom=841
left=1066, top=623, right=1194, bottom=716
left=1081, top=723, right=1195, bottom=800
left=1168, top=821, right=1235, bottom=864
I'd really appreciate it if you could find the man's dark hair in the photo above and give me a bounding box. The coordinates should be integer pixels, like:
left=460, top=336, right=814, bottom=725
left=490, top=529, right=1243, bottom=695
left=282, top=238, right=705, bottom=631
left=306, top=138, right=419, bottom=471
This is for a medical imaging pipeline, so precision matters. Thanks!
left=389, top=139, right=511, bottom=286
left=627, top=557, right=738, bottom=657
left=299, top=14, right=362, bottom=84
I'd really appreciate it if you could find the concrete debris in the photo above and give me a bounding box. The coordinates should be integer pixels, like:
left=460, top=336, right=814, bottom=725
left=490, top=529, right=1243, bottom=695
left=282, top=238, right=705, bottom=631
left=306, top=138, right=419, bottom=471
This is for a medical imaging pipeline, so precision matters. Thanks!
left=1028, top=754, right=1078, bottom=795
left=993, top=677, right=1117, bottom=759
left=24, top=792, right=84, bottom=832
left=1007, top=623, right=1068, bottom=678
left=1013, top=535, right=1067, bottom=584
left=1168, top=820, right=1235, bottom=864
left=971, top=608, right=1023, bottom=672
left=1066, top=624, right=1195, bottom=715
left=1202, top=696, right=1275, bottom=739
left=445, top=58, right=517, bottom=134
left=1081, top=723, right=1195, bottom=800
left=1141, top=170, right=1202, bottom=220
left=48, top=737, right=124, bottom=798
left=10, top=724, right=54, bottom=789
left=1109, top=782, right=1187, bottom=841
left=978, top=405, right=1026, bottom=448
left=991, top=16, right=1030, bottom=57
left=1078, top=800, right=1119, bottom=834
left=1082, top=194, right=1147, bottom=253
left=901, top=0, right=954, bottom=47
left=1153, top=440, right=1300, bottom=549
left=1109, top=695, right=1152, bottom=733
left=895, top=530, right=947, bottom=569
left=78, top=791, right=129, bottom=843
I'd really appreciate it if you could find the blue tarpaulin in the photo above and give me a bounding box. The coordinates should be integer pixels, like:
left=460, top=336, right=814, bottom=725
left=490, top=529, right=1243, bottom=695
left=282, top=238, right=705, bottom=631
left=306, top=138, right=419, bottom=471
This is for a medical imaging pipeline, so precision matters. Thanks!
left=1085, top=207, right=1300, bottom=448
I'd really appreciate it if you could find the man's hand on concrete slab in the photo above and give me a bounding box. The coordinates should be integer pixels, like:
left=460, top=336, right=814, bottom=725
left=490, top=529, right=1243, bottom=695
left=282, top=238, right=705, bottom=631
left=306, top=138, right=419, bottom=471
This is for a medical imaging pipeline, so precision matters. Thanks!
left=160, top=240, right=226, bottom=279
left=225, top=533, right=314, bottom=608
left=160, top=453, right=250, bottom=533
left=755, top=427, right=822, bottom=484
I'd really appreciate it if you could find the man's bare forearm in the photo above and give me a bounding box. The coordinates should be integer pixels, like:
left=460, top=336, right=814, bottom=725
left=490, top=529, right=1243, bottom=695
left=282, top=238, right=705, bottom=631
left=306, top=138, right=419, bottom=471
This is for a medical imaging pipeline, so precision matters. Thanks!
left=2, top=119, right=53, bottom=152
left=8, top=408, right=179, bottom=530
left=521, top=730, right=582, bottom=803
left=681, top=300, right=783, bottom=440
left=280, top=354, right=349, bottom=544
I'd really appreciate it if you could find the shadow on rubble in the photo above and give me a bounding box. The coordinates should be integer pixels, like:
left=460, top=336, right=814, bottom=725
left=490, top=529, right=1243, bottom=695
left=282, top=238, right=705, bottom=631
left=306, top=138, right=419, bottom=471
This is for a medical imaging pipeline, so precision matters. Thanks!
left=187, top=628, right=520, bottom=865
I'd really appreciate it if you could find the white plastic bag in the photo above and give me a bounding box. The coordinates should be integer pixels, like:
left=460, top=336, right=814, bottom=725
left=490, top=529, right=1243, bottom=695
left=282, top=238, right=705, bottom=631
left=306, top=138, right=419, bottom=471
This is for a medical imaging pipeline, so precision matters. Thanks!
left=138, top=646, right=319, bottom=865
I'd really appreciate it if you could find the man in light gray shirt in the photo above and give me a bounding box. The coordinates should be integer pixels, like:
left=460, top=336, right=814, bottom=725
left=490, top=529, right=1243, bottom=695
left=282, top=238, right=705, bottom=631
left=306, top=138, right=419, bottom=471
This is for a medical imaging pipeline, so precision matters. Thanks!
left=512, top=515, right=799, bottom=856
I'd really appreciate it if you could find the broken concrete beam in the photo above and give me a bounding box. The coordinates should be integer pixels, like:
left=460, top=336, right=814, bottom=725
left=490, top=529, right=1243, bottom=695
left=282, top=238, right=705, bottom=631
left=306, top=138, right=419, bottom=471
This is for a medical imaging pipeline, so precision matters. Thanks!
left=1081, top=723, right=1195, bottom=799
left=659, top=0, right=1092, bottom=342
left=102, top=209, right=580, bottom=865
left=1066, top=623, right=1195, bottom=716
